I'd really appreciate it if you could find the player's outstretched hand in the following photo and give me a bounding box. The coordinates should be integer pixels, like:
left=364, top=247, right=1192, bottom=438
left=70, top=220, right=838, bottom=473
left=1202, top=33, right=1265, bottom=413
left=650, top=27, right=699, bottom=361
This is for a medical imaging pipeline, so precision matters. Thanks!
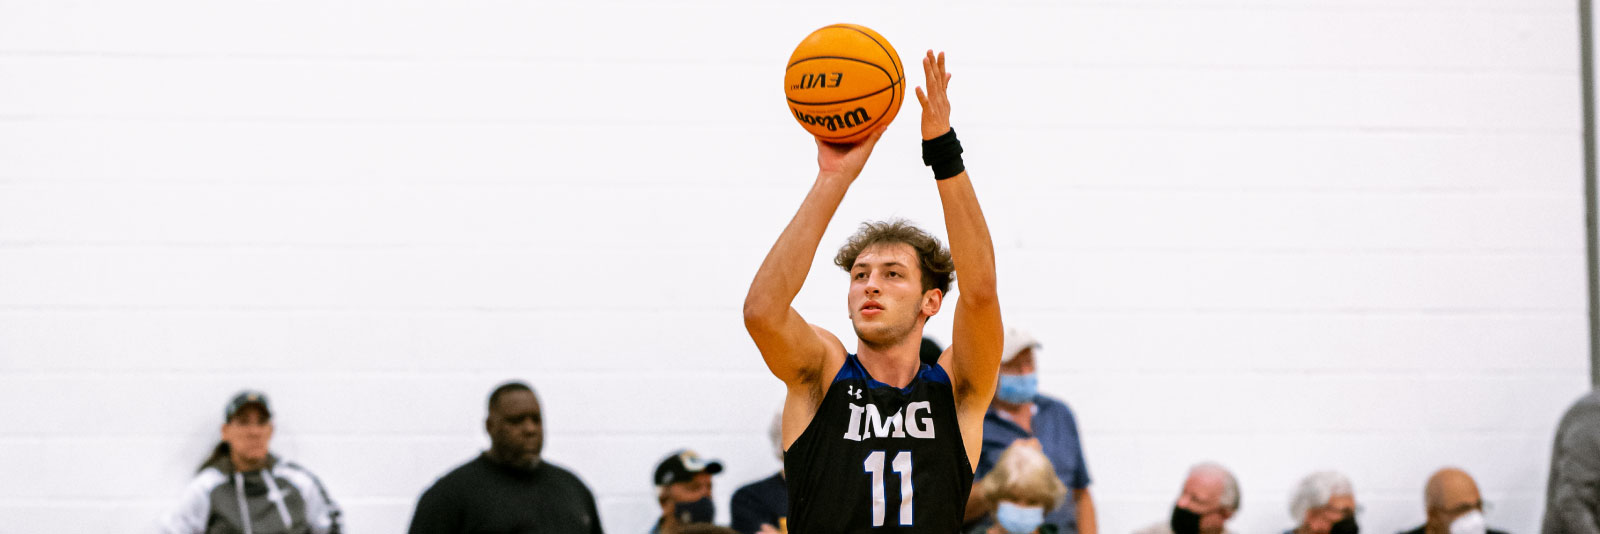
left=914, top=50, right=952, bottom=141
left=816, top=124, right=887, bottom=180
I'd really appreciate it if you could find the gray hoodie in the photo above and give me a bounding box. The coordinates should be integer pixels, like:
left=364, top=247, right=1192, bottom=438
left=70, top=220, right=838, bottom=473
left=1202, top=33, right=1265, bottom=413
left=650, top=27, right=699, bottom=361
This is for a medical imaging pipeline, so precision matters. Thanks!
left=161, top=455, right=341, bottom=534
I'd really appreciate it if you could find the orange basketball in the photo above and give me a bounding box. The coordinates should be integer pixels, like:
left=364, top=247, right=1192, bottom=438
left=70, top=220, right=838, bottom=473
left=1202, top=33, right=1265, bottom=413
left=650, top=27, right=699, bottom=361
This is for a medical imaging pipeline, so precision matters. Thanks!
left=784, top=24, right=904, bottom=144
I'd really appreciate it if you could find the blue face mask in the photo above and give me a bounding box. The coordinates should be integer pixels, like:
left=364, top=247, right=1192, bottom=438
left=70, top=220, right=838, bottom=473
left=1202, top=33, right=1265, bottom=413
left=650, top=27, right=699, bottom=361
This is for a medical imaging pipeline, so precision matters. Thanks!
left=995, top=501, right=1045, bottom=534
left=995, top=373, right=1037, bottom=404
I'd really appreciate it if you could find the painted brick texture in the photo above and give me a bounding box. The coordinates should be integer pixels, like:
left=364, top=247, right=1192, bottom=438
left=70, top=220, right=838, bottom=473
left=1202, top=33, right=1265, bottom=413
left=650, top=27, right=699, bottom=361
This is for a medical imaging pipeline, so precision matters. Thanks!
left=0, top=1, right=1586, bottom=533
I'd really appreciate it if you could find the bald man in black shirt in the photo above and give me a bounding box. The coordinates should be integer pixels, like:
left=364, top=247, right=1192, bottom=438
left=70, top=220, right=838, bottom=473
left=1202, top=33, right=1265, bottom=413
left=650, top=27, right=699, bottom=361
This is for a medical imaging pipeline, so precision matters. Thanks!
left=409, top=381, right=603, bottom=534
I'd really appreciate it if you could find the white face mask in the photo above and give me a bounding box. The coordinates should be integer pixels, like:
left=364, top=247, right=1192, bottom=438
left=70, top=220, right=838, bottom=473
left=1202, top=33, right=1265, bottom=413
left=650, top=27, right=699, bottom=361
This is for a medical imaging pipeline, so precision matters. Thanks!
left=1449, top=510, right=1486, bottom=534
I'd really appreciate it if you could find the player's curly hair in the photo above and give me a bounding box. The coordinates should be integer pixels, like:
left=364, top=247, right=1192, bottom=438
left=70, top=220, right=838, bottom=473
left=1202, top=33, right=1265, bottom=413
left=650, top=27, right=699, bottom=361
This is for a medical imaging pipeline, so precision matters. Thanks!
left=833, top=219, right=954, bottom=295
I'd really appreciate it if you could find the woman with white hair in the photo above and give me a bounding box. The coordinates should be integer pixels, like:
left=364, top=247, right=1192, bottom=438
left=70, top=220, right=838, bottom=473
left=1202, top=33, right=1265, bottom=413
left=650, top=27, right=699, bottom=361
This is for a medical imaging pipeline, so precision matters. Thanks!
left=972, top=441, right=1069, bottom=534
left=1286, top=470, right=1359, bottom=534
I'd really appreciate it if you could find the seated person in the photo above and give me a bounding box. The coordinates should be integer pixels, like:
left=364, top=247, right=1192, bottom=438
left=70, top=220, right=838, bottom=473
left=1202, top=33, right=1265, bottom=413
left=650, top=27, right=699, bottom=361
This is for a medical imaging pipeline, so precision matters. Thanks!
left=731, top=412, right=787, bottom=534
left=1286, top=471, right=1358, bottom=534
left=971, top=441, right=1069, bottom=534
left=966, top=328, right=1094, bottom=534
left=1133, top=462, right=1239, bottom=534
left=653, top=449, right=724, bottom=534
left=1399, top=467, right=1509, bottom=534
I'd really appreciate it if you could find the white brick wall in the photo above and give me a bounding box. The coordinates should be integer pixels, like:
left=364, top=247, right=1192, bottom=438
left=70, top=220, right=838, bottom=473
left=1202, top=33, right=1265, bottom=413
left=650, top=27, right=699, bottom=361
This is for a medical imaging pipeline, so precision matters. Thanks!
left=0, top=1, right=1586, bottom=533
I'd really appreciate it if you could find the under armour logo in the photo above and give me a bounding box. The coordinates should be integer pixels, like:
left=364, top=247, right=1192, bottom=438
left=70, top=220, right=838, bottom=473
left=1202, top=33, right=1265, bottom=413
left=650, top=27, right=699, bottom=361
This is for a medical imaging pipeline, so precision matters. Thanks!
left=846, top=385, right=862, bottom=400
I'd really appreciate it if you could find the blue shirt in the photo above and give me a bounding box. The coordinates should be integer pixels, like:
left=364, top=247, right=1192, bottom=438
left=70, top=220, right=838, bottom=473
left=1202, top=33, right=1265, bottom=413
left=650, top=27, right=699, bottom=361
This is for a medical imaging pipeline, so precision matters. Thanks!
left=730, top=472, right=787, bottom=534
left=975, top=394, right=1091, bottom=534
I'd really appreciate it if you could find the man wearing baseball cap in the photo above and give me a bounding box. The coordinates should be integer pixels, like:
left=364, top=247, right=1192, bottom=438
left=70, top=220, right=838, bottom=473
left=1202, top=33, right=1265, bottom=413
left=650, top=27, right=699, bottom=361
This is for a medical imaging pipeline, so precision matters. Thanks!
left=963, top=327, right=1097, bottom=534
left=652, top=449, right=724, bottom=534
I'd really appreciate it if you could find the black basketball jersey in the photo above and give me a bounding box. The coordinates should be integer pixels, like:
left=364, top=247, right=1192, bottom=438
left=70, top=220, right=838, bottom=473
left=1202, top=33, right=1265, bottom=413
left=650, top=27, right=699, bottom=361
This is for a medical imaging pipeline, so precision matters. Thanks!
left=785, top=354, right=973, bottom=534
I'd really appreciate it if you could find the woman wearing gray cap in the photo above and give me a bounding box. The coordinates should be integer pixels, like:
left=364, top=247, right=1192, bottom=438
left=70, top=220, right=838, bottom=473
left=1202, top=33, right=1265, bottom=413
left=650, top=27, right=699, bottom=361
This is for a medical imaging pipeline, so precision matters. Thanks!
left=160, top=390, right=342, bottom=534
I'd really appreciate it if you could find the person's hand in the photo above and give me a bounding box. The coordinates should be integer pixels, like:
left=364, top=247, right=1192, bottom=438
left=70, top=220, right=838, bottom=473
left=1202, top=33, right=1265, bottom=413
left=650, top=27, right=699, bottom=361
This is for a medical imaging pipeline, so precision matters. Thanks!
left=758, top=523, right=784, bottom=534
left=914, top=50, right=952, bottom=141
left=815, top=125, right=887, bottom=179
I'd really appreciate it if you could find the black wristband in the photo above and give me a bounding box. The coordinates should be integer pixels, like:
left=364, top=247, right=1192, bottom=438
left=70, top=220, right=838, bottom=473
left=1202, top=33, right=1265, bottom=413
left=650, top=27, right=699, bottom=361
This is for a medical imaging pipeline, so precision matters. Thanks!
left=921, top=128, right=965, bottom=180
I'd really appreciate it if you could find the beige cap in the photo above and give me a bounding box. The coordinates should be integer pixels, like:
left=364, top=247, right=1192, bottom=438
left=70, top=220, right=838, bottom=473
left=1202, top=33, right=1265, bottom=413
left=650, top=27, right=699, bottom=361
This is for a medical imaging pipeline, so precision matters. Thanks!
left=1002, top=327, right=1041, bottom=364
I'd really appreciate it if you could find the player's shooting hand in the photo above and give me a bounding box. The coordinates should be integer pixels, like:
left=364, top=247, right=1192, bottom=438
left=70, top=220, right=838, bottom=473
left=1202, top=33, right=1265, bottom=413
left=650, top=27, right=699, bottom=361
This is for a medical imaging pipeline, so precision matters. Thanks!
left=914, top=50, right=952, bottom=141
left=816, top=125, right=887, bottom=180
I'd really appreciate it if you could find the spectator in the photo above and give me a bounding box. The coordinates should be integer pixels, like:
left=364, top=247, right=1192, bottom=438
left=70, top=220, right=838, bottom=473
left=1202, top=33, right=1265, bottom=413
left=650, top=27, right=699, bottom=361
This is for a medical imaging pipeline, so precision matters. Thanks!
left=1402, top=467, right=1507, bottom=534
left=1286, top=471, right=1358, bottom=534
left=1544, top=390, right=1600, bottom=534
left=160, top=390, right=342, bottom=534
left=408, top=381, right=602, bottom=534
left=972, top=441, right=1068, bottom=534
left=731, top=412, right=787, bottom=534
left=1133, top=462, right=1240, bottom=534
left=965, top=327, right=1096, bottom=534
left=653, top=449, right=724, bottom=534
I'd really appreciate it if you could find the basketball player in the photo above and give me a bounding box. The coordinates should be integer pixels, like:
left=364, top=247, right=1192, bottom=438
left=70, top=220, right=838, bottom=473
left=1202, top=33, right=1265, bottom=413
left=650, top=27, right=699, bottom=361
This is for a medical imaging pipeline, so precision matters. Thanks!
left=744, top=50, right=1002, bottom=534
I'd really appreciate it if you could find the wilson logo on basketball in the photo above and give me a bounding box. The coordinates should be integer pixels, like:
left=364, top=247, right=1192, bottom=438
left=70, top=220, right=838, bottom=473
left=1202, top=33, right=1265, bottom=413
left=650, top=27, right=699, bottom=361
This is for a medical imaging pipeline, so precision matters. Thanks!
left=791, top=72, right=844, bottom=90
left=791, top=107, right=872, bottom=132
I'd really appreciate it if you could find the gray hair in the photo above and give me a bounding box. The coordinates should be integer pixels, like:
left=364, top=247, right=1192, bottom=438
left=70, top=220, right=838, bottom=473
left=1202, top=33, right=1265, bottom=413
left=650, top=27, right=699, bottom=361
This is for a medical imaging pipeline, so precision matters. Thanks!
left=976, top=442, right=1068, bottom=512
left=1189, top=462, right=1241, bottom=512
left=1289, top=470, right=1354, bottom=523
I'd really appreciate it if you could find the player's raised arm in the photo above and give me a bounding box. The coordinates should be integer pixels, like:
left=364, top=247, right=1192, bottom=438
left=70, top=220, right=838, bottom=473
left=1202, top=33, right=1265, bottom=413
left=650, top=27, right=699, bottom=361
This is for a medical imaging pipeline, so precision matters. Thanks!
left=743, top=129, right=887, bottom=385
left=918, top=51, right=1003, bottom=408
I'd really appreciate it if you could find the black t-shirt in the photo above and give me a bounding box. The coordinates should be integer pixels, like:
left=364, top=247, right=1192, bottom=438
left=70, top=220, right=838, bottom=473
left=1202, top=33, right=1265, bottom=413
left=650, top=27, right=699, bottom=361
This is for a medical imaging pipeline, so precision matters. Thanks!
left=731, top=472, right=788, bottom=534
left=784, top=354, right=973, bottom=534
left=408, top=454, right=603, bottom=534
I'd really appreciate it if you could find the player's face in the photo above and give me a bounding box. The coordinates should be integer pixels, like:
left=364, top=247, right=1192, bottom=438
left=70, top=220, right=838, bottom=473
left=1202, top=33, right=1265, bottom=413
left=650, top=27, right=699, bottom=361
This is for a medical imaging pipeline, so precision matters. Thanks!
left=847, top=243, right=936, bottom=349
left=487, top=390, right=543, bottom=465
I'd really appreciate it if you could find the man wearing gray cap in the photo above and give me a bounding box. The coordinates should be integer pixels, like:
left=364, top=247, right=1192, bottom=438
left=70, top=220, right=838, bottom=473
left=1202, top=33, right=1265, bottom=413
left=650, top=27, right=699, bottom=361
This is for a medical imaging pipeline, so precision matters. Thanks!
left=963, top=327, right=1096, bottom=534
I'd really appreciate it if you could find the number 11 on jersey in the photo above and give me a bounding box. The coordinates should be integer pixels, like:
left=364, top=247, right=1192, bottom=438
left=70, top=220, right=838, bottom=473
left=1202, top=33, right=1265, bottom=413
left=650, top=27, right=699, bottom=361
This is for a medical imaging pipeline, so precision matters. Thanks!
left=864, top=450, right=913, bottom=527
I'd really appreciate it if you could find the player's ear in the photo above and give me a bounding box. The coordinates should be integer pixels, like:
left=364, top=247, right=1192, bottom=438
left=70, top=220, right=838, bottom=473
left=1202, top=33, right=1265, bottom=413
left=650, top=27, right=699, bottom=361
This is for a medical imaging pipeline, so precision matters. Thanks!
left=921, top=288, right=943, bottom=317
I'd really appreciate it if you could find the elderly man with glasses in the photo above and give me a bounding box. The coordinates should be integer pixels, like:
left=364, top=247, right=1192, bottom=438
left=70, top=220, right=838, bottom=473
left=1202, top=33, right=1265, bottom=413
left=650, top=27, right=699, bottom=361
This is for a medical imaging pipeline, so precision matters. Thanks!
left=1400, top=468, right=1509, bottom=534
